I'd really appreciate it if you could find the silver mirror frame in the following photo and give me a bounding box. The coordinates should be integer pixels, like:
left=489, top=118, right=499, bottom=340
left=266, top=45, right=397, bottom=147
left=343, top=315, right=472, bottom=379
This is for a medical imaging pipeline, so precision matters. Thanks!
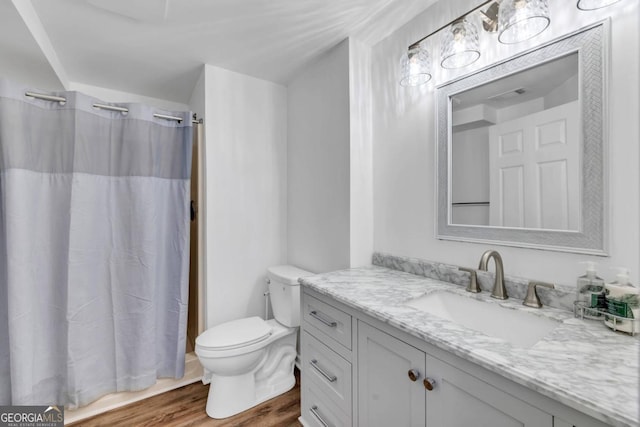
left=436, top=22, right=609, bottom=255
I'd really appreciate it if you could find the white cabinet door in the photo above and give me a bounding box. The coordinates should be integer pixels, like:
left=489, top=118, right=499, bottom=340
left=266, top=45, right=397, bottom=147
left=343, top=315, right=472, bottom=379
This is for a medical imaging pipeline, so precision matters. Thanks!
left=489, top=101, right=580, bottom=229
left=425, top=354, right=553, bottom=427
left=358, top=321, right=425, bottom=427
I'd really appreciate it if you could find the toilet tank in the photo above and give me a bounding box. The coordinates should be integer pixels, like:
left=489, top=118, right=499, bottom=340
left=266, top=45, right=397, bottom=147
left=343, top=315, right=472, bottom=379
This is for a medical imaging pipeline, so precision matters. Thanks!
left=267, top=265, right=313, bottom=327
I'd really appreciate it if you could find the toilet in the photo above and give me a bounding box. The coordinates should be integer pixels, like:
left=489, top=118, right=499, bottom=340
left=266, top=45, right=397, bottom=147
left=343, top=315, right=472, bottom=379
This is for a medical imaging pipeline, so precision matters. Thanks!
left=195, top=265, right=312, bottom=419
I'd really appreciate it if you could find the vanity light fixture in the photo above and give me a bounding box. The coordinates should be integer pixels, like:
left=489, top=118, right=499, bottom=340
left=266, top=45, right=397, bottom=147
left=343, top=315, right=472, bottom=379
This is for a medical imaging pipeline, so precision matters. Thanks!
left=400, top=45, right=432, bottom=86
left=400, top=0, right=556, bottom=85
left=480, top=2, right=500, bottom=32
left=577, top=0, right=622, bottom=10
left=440, top=18, right=481, bottom=69
left=498, top=0, right=551, bottom=44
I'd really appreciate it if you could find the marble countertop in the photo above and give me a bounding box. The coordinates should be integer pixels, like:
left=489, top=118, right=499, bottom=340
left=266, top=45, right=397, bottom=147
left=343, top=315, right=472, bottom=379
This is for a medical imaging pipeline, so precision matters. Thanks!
left=300, top=266, right=640, bottom=427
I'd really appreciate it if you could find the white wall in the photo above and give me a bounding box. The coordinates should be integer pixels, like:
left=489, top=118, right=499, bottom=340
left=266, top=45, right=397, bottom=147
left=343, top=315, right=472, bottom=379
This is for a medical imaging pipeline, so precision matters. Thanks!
left=349, top=38, right=375, bottom=269
left=451, top=127, right=489, bottom=225
left=203, top=65, right=288, bottom=327
left=287, top=40, right=351, bottom=273
left=189, top=67, right=206, bottom=120
left=496, top=97, right=544, bottom=123
left=372, top=0, right=640, bottom=286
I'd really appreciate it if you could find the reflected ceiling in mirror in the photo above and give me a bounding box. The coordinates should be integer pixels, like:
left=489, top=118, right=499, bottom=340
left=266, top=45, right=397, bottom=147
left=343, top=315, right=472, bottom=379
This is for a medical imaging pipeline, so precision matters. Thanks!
left=436, top=23, right=608, bottom=255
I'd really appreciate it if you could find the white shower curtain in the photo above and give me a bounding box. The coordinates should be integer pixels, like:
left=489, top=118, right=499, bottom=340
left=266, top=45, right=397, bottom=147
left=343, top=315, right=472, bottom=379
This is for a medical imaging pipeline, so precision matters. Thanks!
left=0, top=79, right=193, bottom=407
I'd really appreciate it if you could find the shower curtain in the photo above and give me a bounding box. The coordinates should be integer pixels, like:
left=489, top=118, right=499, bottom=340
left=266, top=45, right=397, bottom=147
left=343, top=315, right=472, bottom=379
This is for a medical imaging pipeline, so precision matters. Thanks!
left=0, top=78, right=193, bottom=407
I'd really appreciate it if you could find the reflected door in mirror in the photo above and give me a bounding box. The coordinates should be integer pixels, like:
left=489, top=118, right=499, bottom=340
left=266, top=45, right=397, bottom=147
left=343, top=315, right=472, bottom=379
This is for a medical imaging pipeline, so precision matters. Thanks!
left=488, top=101, right=580, bottom=230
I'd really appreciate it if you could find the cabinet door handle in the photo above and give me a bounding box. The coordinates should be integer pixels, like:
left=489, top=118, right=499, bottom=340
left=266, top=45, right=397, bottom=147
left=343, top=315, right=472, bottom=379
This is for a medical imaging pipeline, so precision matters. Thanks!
left=310, top=405, right=330, bottom=427
left=310, top=359, right=337, bottom=382
left=408, top=369, right=421, bottom=382
left=423, top=377, right=437, bottom=391
left=309, top=310, right=337, bottom=327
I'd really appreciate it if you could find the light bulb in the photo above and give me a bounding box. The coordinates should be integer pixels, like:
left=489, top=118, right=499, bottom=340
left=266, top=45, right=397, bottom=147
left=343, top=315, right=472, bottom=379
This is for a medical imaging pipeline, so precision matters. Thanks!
left=400, top=46, right=432, bottom=86
left=441, top=18, right=481, bottom=69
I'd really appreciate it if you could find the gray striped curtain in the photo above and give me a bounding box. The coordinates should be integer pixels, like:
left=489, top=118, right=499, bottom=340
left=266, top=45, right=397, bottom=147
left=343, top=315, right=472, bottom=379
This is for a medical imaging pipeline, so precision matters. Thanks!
left=0, top=78, right=193, bottom=408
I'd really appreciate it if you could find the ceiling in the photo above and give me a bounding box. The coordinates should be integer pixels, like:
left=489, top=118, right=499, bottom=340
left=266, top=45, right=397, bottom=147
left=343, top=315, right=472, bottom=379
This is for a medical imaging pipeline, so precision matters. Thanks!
left=452, top=53, right=579, bottom=110
left=0, top=1, right=63, bottom=90
left=16, top=0, right=437, bottom=103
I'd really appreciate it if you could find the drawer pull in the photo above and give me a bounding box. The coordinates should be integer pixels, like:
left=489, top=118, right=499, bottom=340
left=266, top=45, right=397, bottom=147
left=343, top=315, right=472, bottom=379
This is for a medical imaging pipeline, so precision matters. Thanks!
left=423, top=377, right=437, bottom=391
left=310, top=405, right=330, bottom=427
left=310, top=310, right=337, bottom=327
left=310, top=359, right=337, bottom=382
left=408, top=369, right=421, bottom=382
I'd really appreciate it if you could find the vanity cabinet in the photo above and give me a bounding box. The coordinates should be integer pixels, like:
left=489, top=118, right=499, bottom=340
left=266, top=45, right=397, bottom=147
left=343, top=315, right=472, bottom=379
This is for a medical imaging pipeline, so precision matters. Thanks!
left=358, top=321, right=551, bottom=427
left=426, top=353, right=551, bottom=426
left=301, top=294, right=353, bottom=427
left=300, top=288, right=611, bottom=427
left=357, top=321, right=425, bottom=426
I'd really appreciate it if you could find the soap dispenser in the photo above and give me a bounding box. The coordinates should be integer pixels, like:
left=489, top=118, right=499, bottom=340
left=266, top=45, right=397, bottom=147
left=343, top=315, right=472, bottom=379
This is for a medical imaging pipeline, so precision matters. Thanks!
left=576, top=262, right=605, bottom=316
left=604, top=268, right=639, bottom=334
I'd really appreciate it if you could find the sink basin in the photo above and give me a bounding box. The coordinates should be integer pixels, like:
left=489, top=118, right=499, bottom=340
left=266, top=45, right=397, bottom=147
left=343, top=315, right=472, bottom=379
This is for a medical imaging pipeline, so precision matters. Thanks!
left=405, top=292, right=559, bottom=348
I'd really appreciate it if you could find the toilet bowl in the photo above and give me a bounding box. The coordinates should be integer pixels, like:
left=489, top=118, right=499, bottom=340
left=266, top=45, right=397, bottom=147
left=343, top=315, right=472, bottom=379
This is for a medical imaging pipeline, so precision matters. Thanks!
left=195, top=265, right=312, bottom=419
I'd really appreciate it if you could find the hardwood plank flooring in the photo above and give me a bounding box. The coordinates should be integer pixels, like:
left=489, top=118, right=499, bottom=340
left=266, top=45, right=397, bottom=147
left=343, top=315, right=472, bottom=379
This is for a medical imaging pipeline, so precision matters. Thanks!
left=68, top=370, right=301, bottom=427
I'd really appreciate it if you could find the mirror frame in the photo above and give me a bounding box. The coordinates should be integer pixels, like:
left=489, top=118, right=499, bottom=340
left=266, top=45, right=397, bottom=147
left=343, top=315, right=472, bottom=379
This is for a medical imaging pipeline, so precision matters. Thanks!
left=436, top=22, right=608, bottom=255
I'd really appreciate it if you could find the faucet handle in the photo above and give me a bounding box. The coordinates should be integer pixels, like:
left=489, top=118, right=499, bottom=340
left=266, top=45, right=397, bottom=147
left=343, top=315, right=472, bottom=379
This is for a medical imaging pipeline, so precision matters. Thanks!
left=523, top=281, right=555, bottom=308
left=459, top=267, right=480, bottom=293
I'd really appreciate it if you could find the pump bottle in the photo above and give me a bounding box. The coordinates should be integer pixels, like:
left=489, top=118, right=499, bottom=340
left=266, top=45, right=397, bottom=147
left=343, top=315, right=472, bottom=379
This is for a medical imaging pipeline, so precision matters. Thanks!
left=576, top=262, right=605, bottom=317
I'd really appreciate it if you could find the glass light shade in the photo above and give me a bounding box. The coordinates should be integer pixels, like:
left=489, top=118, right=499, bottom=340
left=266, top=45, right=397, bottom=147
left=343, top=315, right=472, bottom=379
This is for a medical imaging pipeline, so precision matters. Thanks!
left=498, top=0, right=550, bottom=44
left=400, top=46, right=432, bottom=86
left=577, top=0, right=622, bottom=10
left=440, top=18, right=481, bottom=69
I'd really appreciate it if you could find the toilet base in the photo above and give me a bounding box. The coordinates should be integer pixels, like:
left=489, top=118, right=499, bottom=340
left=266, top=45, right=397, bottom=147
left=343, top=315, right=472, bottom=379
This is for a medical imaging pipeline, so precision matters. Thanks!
left=205, top=368, right=296, bottom=419
left=254, top=365, right=296, bottom=406
left=206, top=372, right=255, bottom=419
left=203, top=321, right=298, bottom=419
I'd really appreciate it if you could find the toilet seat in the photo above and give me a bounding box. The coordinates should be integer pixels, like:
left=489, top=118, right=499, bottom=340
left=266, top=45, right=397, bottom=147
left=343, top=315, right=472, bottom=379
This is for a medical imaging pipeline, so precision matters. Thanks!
left=196, top=316, right=272, bottom=351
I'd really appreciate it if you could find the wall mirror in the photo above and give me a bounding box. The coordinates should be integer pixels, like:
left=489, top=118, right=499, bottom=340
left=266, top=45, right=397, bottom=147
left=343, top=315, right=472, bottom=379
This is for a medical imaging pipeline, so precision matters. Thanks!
left=436, top=23, right=608, bottom=255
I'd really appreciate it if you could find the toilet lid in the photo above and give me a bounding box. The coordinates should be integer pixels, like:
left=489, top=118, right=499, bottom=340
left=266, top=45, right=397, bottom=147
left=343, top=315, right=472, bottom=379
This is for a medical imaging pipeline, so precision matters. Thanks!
left=196, top=317, right=272, bottom=350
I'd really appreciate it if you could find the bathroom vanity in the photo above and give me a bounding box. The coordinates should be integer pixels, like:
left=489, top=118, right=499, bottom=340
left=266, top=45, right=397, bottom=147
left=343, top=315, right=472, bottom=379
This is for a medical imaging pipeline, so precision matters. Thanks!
left=298, top=262, right=639, bottom=427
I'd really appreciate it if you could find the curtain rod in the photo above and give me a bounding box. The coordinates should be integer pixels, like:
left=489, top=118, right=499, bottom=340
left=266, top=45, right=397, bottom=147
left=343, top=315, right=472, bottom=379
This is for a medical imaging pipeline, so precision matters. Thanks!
left=25, top=91, right=66, bottom=104
left=25, top=91, right=201, bottom=124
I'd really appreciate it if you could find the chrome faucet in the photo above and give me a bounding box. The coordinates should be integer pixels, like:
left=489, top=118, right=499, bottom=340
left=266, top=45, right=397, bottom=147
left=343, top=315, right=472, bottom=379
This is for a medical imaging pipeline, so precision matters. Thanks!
left=523, top=281, right=555, bottom=308
left=478, top=250, right=507, bottom=300
left=458, top=267, right=480, bottom=293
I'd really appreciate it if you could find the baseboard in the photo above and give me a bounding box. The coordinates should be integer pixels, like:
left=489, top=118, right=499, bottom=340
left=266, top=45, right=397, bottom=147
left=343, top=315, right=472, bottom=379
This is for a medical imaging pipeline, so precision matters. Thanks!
left=64, top=352, right=203, bottom=425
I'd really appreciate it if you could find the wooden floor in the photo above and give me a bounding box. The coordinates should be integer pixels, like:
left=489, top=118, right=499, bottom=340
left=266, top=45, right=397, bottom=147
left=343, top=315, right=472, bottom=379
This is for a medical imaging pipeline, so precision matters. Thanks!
left=68, top=370, right=301, bottom=427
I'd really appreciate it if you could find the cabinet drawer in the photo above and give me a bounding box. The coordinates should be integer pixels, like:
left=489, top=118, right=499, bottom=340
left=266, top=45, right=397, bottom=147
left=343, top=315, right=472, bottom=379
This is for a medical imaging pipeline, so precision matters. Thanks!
left=303, top=294, right=352, bottom=350
left=302, top=331, right=352, bottom=415
left=302, top=380, right=351, bottom=427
